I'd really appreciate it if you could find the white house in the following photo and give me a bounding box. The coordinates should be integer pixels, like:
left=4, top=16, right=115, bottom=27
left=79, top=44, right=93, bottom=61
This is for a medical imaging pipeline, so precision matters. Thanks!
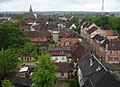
left=52, top=55, right=67, bottom=63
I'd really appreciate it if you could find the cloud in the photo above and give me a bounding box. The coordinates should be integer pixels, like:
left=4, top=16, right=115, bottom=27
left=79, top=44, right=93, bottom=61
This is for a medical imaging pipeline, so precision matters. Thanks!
left=0, top=0, right=119, bottom=12
left=0, top=0, right=12, bottom=3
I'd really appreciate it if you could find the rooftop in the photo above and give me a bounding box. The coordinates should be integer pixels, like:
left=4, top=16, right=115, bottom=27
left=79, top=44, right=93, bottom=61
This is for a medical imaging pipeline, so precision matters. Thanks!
left=83, top=21, right=93, bottom=28
left=77, top=53, right=120, bottom=87
left=105, top=30, right=118, bottom=36
left=87, top=26, right=98, bottom=34
left=19, top=67, right=28, bottom=73
left=47, top=46, right=71, bottom=51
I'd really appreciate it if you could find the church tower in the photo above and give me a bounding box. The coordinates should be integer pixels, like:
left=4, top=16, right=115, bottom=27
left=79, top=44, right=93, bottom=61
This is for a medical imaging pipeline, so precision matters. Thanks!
left=24, top=5, right=37, bottom=21
left=29, top=5, right=33, bottom=13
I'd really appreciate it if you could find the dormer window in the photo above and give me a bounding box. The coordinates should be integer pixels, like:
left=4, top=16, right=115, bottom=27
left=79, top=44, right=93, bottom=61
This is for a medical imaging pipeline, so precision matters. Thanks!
left=96, top=66, right=102, bottom=72
left=64, top=41, right=70, bottom=46
left=90, top=58, right=94, bottom=66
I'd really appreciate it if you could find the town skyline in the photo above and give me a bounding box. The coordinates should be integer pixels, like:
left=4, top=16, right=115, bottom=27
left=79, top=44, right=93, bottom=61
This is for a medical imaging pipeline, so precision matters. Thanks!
left=0, top=0, right=120, bottom=12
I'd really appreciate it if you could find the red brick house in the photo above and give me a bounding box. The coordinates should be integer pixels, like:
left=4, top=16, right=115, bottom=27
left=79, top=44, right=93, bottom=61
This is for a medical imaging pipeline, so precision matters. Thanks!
left=23, top=31, right=49, bottom=48
left=47, top=46, right=72, bottom=57
left=92, top=34, right=109, bottom=61
left=106, top=39, right=120, bottom=63
left=30, top=36, right=48, bottom=47
left=92, top=35, right=120, bottom=63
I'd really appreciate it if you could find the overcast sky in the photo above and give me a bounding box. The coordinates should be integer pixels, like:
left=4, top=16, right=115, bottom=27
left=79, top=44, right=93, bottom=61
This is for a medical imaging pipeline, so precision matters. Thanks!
left=0, top=0, right=120, bottom=12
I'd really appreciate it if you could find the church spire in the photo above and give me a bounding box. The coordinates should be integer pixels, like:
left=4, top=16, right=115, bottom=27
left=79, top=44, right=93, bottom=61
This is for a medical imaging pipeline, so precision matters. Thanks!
left=29, top=5, right=33, bottom=12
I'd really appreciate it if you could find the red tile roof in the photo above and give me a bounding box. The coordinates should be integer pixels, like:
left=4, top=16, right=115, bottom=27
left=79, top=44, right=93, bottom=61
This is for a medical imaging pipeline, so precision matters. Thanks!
left=105, top=30, right=118, bottom=36
left=31, top=37, right=47, bottom=42
left=10, top=19, right=19, bottom=23
left=59, top=38, right=79, bottom=47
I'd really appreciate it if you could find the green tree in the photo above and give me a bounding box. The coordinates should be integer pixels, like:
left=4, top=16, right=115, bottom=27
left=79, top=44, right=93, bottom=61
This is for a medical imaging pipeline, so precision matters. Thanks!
left=32, top=52, right=58, bottom=87
left=80, top=16, right=120, bottom=36
left=19, top=19, right=26, bottom=25
left=69, top=16, right=80, bottom=32
left=0, top=21, right=28, bottom=50
left=0, top=49, right=18, bottom=76
left=19, top=42, right=41, bottom=60
left=2, top=80, right=14, bottom=87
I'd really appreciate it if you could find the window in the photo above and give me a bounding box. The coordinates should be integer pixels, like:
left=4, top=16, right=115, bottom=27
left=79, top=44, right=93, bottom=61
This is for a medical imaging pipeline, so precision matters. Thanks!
left=24, top=57, right=26, bottom=60
left=61, top=72, right=64, bottom=76
left=110, top=51, right=112, bottom=54
left=60, top=51, right=64, bottom=54
left=64, top=41, right=70, bottom=46
left=30, top=57, right=31, bottom=60
left=55, top=58, right=58, bottom=61
left=21, top=57, right=23, bottom=60
left=62, top=57, right=64, bottom=60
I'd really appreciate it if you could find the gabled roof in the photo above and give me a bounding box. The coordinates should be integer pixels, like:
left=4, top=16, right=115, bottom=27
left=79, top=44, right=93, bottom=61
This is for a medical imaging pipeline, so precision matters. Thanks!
left=66, top=30, right=80, bottom=38
left=87, top=26, right=98, bottom=34
left=22, top=24, right=31, bottom=30
left=72, top=43, right=86, bottom=62
left=108, top=39, right=120, bottom=50
left=55, top=63, right=72, bottom=73
left=59, top=38, right=79, bottom=47
left=47, top=46, right=71, bottom=51
left=31, top=37, right=47, bottom=42
left=105, top=30, right=118, bottom=36
left=65, top=22, right=72, bottom=28
left=77, top=53, right=120, bottom=87
left=92, top=34, right=101, bottom=40
left=23, top=30, right=52, bottom=38
left=83, top=72, right=120, bottom=87
left=32, top=23, right=57, bottom=31
left=36, top=18, right=47, bottom=23
left=24, top=12, right=37, bottom=20
left=83, top=21, right=93, bottom=28
left=92, top=34, right=110, bottom=48
left=96, top=36, right=105, bottom=42
left=100, top=39, right=110, bottom=48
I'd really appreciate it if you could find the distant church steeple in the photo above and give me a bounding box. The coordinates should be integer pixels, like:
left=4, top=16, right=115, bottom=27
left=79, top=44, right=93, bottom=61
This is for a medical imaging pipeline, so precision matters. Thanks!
left=29, top=5, right=33, bottom=13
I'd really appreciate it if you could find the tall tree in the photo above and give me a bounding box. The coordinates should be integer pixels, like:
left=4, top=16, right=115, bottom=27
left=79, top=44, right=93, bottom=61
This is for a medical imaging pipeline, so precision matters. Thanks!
left=0, top=49, right=18, bottom=77
left=32, top=52, right=57, bottom=87
left=0, top=21, right=28, bottom=50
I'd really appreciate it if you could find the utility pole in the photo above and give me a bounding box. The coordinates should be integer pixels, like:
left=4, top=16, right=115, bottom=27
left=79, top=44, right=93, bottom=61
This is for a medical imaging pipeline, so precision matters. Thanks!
left=101, top=0, right=104, bottom=15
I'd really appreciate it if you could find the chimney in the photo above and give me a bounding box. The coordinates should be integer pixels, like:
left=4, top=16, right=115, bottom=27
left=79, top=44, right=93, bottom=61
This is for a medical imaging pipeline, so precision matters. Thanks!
left=106, top=44, right=108, bottom=50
